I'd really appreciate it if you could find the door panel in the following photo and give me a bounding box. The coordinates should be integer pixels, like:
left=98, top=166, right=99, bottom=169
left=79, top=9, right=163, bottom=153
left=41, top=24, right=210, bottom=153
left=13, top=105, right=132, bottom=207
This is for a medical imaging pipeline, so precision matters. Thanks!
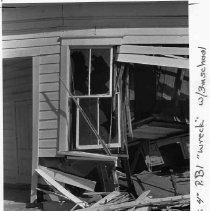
left=15, top=100, right=32, bottom=184
left=3, top=102, right=19, bottom=184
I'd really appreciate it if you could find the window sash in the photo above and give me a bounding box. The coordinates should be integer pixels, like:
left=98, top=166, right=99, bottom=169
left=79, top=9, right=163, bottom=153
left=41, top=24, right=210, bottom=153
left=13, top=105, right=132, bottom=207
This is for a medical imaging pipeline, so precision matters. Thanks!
left=75, top=94, right=121, bottom=149
left=69, top=47, right=113, bottom=97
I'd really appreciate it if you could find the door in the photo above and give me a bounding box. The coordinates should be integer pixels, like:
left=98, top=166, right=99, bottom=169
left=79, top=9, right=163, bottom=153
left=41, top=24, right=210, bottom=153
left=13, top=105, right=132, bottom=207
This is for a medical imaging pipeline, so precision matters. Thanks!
left=15, top=100, right=32, bottom=184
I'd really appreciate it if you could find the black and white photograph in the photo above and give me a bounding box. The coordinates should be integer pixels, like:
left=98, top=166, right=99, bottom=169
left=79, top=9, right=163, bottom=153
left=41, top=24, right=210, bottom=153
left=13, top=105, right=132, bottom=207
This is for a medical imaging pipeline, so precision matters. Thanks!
left=1, top=0, right=208, bottom=210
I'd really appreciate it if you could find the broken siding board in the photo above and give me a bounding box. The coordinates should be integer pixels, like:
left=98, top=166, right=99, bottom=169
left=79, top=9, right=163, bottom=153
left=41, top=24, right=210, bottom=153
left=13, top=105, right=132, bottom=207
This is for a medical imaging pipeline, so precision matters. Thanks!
left=123, top=35, right=188, bottom=44
left=116, top=54, right=189, bottom=69
left=35, top=168, right=86, bottom=208
left=39, top=166, right=96, bottom=191
left=91, top=191, right=121, bottom=207
left=3, top=37, right=59, bottom=49
left=117, top=45, right=189, bottom=56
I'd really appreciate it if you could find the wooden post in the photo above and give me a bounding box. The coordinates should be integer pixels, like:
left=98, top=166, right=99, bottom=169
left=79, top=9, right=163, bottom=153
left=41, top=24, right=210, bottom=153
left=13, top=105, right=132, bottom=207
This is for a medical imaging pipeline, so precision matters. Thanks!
left=30, top=55, right=40, bottom=203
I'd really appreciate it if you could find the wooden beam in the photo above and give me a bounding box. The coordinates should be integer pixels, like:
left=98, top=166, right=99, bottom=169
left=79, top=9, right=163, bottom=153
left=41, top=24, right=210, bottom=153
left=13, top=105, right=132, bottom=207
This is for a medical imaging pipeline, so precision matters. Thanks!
left=59, top=45, right=69, bottom=152
left=35, top=168, right=87, bottom=208
left=58, top=151, right=118, bottom=162
left=39, top=166, right=96, bottom=191
left=116, top=54, right=189, bottom=69
left=61, top=37, right=122, bottom=46
left=30, top=56, right=40, bottom=203
left=123, top=35, right=188, bottom=44
left=117, top=45, right=189, bottom=56
left=3, top=28, right=188, bottom=41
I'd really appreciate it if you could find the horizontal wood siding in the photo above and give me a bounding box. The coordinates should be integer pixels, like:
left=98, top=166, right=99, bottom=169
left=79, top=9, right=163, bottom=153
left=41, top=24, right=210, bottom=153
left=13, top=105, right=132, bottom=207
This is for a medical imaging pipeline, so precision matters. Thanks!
left=2, top=2, right=188, bottom=35
left=38, top=44, right=60, bottom=157
left=2, top=2, right=188, bottom=158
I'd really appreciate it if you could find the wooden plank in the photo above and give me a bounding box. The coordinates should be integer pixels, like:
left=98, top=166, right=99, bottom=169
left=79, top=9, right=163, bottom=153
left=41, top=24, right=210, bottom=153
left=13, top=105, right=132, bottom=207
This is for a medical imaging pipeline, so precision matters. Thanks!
left=39, top=148, right=57, bottom=157
left=39, top=73, right=59, bottom=83
left=39, top=139, right=57, bottom=148
left=39, top=166, right=96, bottom=191
left=35, top=168, right=87, bottom=208
left=59, top=151, right=118, bottom=162
left=3, top=28, right=188, bottom=41
left=76, top=194, right=189, bottom=211
left=3, top=45, right=60, bottom=59
left=59, top=45, right=70, bottom=152
left=39, top=54, right=60, bottom=65
left=61, top=37, right=122, bottom=46
left=39, top=129, right=58, bottom=139
left=39, top=110, right=59, bottom=120
left=39, top=101, right=59, bottom=111
left=135, top=190, right=151, bottom=204
left=39, top=92, right=59, bottom=102
left=116, top=54, right=189, bottom=69
left=39, top=120, right=58, bottom=130
left=123, top=35, right=188, bottom=44
left=3, top=37, right=59, bottom=49
left=40, top=82, right=59, bottom=92
left=117, top=45, right=189, bottom=56
left=3, top=48, right=40, bottom=58
left=39, top=63, right=60, bottom=74
left=30, top=56, right=40, bottom=203
left=91, top=191, right=121, bottom=207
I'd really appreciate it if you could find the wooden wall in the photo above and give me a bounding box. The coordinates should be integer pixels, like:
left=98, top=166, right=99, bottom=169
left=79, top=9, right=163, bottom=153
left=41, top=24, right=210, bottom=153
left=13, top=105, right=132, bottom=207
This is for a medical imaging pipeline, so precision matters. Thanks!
left=2, top=2, right=188, bottom=35
left=2, top=2, right=189, bottom=158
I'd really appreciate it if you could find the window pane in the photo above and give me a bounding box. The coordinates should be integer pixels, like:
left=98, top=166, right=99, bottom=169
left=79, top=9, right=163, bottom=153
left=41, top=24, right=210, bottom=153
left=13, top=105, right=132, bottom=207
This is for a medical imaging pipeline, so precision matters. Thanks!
left=78, top=98, right=98, bottom=146
left=91, top=49, right=110, bottom=95
left=71, top=49, right=89, bottom=95
left=99, top=98, right=118, bottom=144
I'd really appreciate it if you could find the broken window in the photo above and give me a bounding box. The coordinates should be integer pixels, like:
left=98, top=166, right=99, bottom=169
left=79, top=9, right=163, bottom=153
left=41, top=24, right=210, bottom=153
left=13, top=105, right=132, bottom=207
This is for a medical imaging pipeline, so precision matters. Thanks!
left=70, top=48, right=112, bottom=96
left=69, top=47, right=120, bottom=149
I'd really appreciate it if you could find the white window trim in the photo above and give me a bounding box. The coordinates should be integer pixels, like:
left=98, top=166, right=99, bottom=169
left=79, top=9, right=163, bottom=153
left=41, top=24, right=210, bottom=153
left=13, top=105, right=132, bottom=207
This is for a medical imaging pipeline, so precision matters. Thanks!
left=75, top=93, right=121, bottom=150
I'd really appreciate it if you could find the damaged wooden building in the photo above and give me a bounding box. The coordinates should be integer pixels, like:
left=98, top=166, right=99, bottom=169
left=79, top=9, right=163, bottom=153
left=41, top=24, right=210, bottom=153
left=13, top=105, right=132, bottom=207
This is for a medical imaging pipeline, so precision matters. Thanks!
left=2, top=1, right=189, bottom=210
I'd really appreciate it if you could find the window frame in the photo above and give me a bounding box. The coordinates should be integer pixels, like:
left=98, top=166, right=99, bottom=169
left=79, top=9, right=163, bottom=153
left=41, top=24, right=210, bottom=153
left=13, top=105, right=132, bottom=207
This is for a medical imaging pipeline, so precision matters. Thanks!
left=59, top=43, right=121, bottom=151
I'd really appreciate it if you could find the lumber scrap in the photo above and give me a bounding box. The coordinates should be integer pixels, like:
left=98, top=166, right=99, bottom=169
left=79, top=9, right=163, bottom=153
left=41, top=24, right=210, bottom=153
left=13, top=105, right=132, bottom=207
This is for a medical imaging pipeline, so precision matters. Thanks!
left=39, top=166, right=96, bottom=191
left=135, top=190, right=151, bottom=204
left=91, top=191, right=121, bottom=207
left=59, top=151, right=117, bottom=162
left=117, top=45, right=189, bottom=56
left=35, top=168, right=87, bottom=208
left=116, top=53, right=189, bottom=69
left=76, top=194, right=189, bottom=211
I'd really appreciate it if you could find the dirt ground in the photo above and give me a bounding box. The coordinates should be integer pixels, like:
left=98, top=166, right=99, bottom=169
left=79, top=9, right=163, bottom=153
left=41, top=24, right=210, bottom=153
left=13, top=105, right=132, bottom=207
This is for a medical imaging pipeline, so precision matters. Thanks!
left=4, top=186, right=41, bottom=211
